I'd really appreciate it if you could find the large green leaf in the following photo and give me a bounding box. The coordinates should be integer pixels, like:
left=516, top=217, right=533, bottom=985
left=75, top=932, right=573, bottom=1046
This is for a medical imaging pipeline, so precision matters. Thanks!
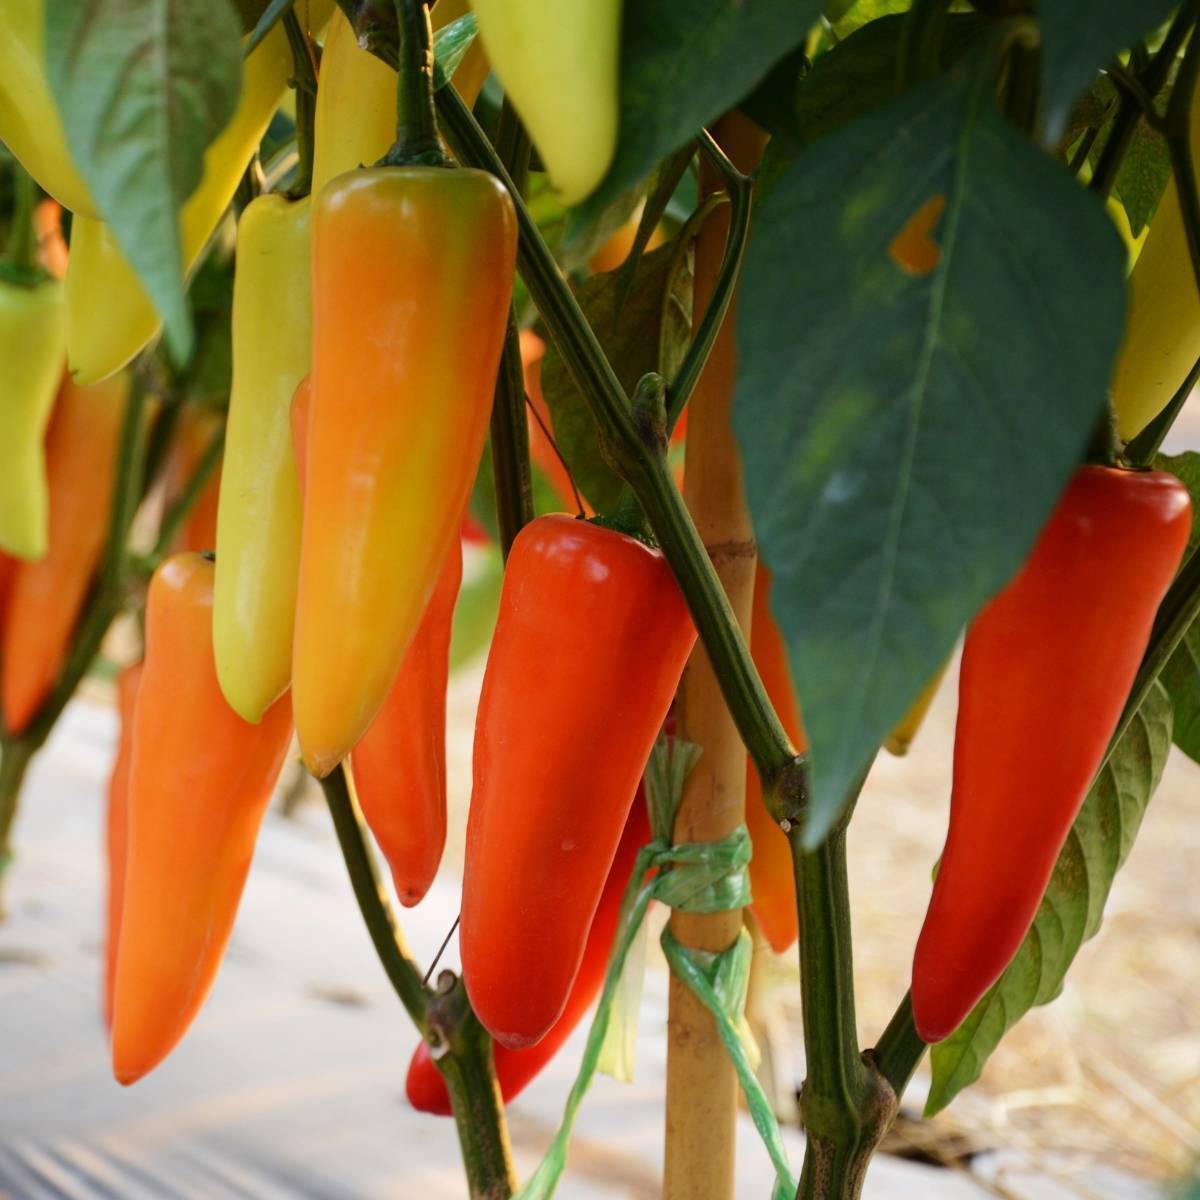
left=734, top=63, right=1127, bottom=845
left=1039, top=0, right=1178, bottom=143
left=926, top=682, right=1173, bottom=1114
left=46, top=0, right=244, bottom=361
left=541, top=239, right=694, bottom=515
left=570, top=0, right=821, bottom=228
left=1153, top=452, right=1200, bottom=763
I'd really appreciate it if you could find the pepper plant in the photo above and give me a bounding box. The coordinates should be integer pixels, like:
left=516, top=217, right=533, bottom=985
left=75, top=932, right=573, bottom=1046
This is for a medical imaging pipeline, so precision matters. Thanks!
left=2, top=0, right=1200, bottom=1198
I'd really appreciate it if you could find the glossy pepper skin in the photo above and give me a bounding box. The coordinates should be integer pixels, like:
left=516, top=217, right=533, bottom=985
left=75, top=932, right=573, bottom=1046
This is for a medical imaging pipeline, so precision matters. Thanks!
left=0, top=277, right=66, bottom=560
left=1110, top=82, right=1200, bottom=442
left=64, top=24, right=293, bottom=386
left=351, top=541, right=462, bottom=906
left=312, top=0, right=488, bottom=195
left=111, top=554, right=293, bottom=1084
left=213, top=194, right=308, bottom=723
left=292, top=167, right=516, bottom=777
left=462, top=515, right=696, bottom=1049
left=912, top=466, right=1191, bottom=1044
left=744, top=566, right=807, bottom=955
left=409, top=790, right=652, bottom=1112
left=469, top=0, right=619, bottom=204
left=292, top=375, right=460, bottom=906
left=2, top=372, right=131, bottom=735
left=104, top=661, right=142, bottom=1031
left=0, top=1, right=98, bottom=217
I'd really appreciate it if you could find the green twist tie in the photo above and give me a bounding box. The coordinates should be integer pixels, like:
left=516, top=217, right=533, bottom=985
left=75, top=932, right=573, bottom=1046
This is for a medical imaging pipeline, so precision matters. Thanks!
left=513, top=821, right=797, bottom=1200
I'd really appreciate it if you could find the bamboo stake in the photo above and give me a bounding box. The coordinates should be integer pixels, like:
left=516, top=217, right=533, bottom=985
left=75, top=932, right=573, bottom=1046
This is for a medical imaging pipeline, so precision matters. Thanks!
left=664, top=113, right=767, bottom=1200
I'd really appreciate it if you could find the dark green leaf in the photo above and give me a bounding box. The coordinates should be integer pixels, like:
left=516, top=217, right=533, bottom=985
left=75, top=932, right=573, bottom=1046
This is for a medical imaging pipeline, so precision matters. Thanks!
left=1039, top=0, right=1178, bottom=143
left=735, top=64, right=1127, bottom=845
left=46, top=0, right=244, bottom=361
left=1113, top=116, right=1171, bottom=235
left=571, top=0, right=822, bottom=225
left=1153, top=452, right=1200, bottom=762
left=927, top=683, right=1173, bottom=1113
left=831, top=0, right=908, bottom=37
left=542, top=240, right=694, bottom=514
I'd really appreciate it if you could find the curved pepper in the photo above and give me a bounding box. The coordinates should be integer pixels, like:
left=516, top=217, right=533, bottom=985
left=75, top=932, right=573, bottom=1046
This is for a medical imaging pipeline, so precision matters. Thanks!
left=469, top=0, right=620, bottom=204
left=213, top=194, right=308, bottom=723
left=2, top=371, right=131, bottom=735
left=462, top=515, right=695, bottom=1049
left=0, top=1, right=98, bottom=217
left=64, top=23, right=293, bottom=385
left=912, top=466, right=1191, bottom=1043
left=111, top=553, right=293, bottom=1084
left=743, top=565, right=806, bottom=955
left=165, top=408, right=224, bottom=555
left=293, top=165, right=515, bottom=777
left=292, top=374, right=459, bottom=905
left=1110, top=83, right=1200, bottom=442
left=409, top=789, right=651, bottom=1112
left=104, top=661, right=142, bottom=1031
left=312, top=0, right=489, bottom=195
left=0, top=276, right=66, bottom=559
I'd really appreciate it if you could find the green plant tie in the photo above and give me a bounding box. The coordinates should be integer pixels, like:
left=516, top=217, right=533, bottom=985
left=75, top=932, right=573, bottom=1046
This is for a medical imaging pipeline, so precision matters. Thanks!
left=513, top=814, right=798, bottom=1200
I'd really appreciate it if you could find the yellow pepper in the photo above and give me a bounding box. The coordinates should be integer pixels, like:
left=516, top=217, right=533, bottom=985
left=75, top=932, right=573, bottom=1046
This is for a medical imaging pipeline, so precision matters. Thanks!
left=64, top=24, right=293, bottom=385
left=212, top=194, right=309, bottom=723
left=883, top=660, right=949, bottom=757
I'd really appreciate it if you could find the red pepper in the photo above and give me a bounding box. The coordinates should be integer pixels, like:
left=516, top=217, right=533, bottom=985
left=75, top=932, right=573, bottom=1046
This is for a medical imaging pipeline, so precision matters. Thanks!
left=461, top=515, right=695, bottom=1049
left=407, top=790, right=652, bottom=1113
left=912, top=466, right=1191, bottom=1043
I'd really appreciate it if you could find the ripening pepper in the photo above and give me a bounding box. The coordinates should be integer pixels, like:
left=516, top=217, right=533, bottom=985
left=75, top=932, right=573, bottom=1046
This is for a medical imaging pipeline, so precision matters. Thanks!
left=462, top=515, right=695, bottom=1049
left=0, top=1, right=98, bottom=217
left=64, top=23, right=293, bottom=385
left=312, top=0, right=489, bottom=195
left=469, top=0, right=619, bottom=204
left=0, top=276, right=66, bottom=559
left=291, top=374, right=460, bottom=905
left=1110, top=80, right=1200, bottom=442
left=35, top=200, right=70, bottom=280
left=351, top=541, right=462, bottom=906
left=164, top=408, right=224, bottom=555
left=409, top=788, right=651, bottom=1112
left=111, top=554, right=293, bottom=1084
left=2, top=371, right=131, bottom=735
left=212, top=194, right=308, bottom=723
left=744, top=566, right=806, bottom=955
left=104, top=661, right=142, bottom=1031
left=912, top=466, right=1191, bottom=1044
left=292, top=166, right=516, bottom=777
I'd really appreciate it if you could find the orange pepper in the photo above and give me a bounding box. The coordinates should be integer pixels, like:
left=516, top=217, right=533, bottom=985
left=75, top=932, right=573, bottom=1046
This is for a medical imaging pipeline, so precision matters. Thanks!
left=103, top=661, right=141, bottom=1031
left=520, top=329, right=582, bottom=512
left=2, top=371, right=130, bottom=735
left=111, top=554, right=293, bottom=1084
left=164, top=408, right=223, bottom=554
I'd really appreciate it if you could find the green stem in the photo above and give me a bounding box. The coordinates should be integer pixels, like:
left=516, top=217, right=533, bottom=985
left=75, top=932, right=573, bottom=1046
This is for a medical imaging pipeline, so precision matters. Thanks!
left=487, top=100, right=535, bottom=559
left=1124, top=355, right=1200, bottom=466
left=283, top=9, right=318, bottom=199
left=665, top=132, right=754, bottom=430
left=5, top=167, right=39, bottom=277
left=319, top=767, right=430, bottom=1031
left=385, top=0, right=448, bottom=166
left=0, top=740, right=35, bottom=907
left=1159, top=12, right=1200, bottom=303
left=426, top=976, right=518, bottom=1199
left=434, top=85, right=803, bottom=810
left=869, top=995, right=925, bottom=1098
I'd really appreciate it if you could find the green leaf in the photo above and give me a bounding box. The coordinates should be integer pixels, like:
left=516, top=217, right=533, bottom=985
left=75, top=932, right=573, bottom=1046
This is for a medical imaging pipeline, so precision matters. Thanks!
left=571, top=0, right=821, bottom=226
left=734, top=63, right=1127, bottom=846
left=926, top=682, right=1173, bottom=1114
left=541, top=239, right=694, bottom=514
left=46, top=0, right=244, bottom=362
left=1039, top=0, right=1178, bottom=143
left=830, top=0, right=908, bottom=38
left=1153, top=452, right=1200, bottom=763
left=1113, top=116, right=1171, bottom=236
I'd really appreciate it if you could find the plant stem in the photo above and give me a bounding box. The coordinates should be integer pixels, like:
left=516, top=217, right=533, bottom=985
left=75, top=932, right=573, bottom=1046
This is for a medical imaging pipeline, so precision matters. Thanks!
left=869, top=996, right=924, bottom=1097
left=1159, top=11, right=1200, bottom=304
left=488, top=100, right=534, bottom=558
left=319, top=767, right=430, bottom=1032
left=1124, top=355, right=1200, bottom=466
left=386, top=0, right=448, bottom=166
left=4, top=167, right=39, bottom=277
left=0, top=740, right=35, bottom=909
left=283, top=9, right=319, bottom=199
left=427, top=976, right=518, bottom=1199
left=434, top=85, right=804, bottom=814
